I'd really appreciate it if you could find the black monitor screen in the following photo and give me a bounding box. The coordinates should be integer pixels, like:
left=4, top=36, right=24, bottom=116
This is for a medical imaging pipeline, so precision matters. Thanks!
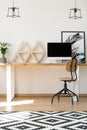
left=47, top=43, right=72, bottom=57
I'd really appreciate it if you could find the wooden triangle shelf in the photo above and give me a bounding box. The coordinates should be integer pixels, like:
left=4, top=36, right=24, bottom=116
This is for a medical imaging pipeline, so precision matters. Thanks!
left=12, top=41, right=45, bottom=63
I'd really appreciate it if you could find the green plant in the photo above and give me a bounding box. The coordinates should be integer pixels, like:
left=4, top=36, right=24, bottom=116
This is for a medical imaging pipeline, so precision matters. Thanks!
left=0, top=42, right=10, bottom=58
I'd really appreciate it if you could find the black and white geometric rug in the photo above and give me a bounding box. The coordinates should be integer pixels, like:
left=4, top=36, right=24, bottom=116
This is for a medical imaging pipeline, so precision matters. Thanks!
left=0, top=111, right=87, bottom=130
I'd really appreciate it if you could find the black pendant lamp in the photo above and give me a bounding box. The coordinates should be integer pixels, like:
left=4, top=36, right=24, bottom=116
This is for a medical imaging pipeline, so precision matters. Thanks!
left=69, top=0, right=82, bottom=19
left=7, top=0, right=20, bottom=18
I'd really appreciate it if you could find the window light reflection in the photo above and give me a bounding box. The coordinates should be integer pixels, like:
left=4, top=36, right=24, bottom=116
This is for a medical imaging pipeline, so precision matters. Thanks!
left=0, top=100, right=34, bottom=107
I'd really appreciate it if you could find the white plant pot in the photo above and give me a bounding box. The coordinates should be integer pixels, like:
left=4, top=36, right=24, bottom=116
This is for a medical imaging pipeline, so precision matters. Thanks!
left=0, top=58, right=6, bottom=63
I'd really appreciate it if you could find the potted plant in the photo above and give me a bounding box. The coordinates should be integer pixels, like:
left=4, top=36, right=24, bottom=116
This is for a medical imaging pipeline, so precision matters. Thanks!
left=0, top=42, right=10, bottom=63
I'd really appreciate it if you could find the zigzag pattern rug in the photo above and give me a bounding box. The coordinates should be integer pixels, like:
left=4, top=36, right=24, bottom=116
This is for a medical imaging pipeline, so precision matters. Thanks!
left=0, top=111, right=87, bottom=130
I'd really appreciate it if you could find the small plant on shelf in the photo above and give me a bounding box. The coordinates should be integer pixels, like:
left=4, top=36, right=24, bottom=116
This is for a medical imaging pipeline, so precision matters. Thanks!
left=0, top=42, right=10, bottom=63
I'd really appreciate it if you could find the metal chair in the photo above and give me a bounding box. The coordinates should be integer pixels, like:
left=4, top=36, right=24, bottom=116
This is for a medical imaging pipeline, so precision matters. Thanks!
left=51, top=58, right=79, bottom=105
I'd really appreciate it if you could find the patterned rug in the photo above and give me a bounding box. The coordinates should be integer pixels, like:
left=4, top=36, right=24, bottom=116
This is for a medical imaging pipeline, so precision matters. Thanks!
left=0, top=111, right=87, bottom=130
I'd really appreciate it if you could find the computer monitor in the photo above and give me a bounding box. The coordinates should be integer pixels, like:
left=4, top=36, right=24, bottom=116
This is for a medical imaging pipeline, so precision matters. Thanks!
left=47, top=42, right=72, bottom=62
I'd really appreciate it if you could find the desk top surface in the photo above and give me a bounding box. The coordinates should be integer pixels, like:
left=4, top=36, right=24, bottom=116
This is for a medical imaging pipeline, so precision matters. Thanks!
left=0, top=63, right=87, bottom=66
left=0, top=63, right=65, bottom=66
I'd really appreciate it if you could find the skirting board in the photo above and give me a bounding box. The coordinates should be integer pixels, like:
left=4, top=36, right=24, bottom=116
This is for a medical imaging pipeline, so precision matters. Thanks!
left=0, top=94, right=87, bottom=97
left=12, top=93, right=87, bottom=97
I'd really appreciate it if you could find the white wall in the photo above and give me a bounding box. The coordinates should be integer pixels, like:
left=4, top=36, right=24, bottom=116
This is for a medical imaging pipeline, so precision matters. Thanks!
left=0, top=0, right=87, bottom=94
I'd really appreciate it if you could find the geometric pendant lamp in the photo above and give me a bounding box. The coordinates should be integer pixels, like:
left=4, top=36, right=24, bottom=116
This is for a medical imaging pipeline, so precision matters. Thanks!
left=69, top=0, right=82, bottom=19
left=7, top=0, right=20, bottom=18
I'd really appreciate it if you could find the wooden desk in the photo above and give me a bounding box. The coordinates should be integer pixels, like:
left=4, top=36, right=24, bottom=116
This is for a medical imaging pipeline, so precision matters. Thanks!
left=0, top=63, right=87, bottom=102
left=0, top=63, right=65, bottom=66
left=0, top=62, right=87, bottom=66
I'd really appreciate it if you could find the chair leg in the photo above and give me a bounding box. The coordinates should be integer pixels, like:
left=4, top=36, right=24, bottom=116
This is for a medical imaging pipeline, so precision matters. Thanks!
left=51, top=88, right=78, bottom=105
left=51, top=81, right=79, bottom=105
left=51, top=93, right=58, bottom=104
left=67, top=90, right=74, bottom=105
left=68, top=89, right=79, bottom=102
left=51, top=81, right=68, bottom=104
left=51, top=88, right=64, bottom=104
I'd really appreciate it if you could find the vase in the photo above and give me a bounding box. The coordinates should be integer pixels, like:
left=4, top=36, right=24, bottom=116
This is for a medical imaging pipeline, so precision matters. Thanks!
left=0, top=58, right=6, bottom=63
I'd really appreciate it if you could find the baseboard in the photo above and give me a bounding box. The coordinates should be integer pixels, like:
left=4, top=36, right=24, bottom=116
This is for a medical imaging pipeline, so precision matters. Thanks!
left=15, top=93, right=87, bottom=97
left=79, top=94, right=87, bottom=97
left=15, top=94, right=52, bottom=97
left=0, top=94, right=87, bottom=97
left=0, top=94, right=6, bottom=97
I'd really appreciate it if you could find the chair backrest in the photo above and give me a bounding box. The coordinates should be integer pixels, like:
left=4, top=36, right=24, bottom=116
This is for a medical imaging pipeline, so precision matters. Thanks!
left=65, top=58, right=78, bottom=81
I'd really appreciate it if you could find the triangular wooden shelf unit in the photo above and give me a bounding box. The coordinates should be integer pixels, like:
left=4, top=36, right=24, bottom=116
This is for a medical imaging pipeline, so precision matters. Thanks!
left=12, top=41, right=45, bottom=63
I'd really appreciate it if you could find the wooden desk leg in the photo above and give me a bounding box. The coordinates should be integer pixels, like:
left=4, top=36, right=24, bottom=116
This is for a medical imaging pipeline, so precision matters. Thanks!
left=6, top=66, right=15, bottom=102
